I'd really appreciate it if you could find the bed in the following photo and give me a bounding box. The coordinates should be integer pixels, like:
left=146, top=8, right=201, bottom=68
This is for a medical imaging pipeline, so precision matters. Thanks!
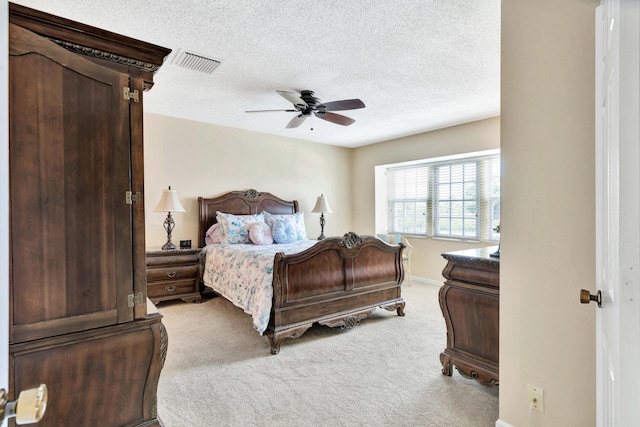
left=198, top=189, right=406, bottom=354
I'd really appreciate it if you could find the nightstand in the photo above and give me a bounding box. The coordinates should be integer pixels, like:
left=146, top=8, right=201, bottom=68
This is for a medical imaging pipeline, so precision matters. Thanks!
left=146, top=247, right=202, bottom=304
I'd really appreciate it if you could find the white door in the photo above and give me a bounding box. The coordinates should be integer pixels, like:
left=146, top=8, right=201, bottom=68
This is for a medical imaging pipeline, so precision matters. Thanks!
left=594, top=0, right=640, bottom=425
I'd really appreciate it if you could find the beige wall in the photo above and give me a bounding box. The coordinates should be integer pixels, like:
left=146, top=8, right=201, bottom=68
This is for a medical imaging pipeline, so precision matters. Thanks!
left=351, top=117, right=500, bottom=281
left=500, top=1, right=596, bottom=426
left=143, top=113, right=500, bottom=281
left=143, top=113, right=352, bottom=248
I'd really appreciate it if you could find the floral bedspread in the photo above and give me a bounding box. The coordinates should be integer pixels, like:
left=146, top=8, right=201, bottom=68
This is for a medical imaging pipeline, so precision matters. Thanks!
left=201, top=240, right=318, bottom=334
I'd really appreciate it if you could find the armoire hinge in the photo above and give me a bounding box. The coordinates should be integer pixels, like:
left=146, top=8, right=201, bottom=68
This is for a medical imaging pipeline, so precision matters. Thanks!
left=126, top=191, right=141, bottom=205
left=128, top=292, right=144, bottom=308
left=123, top=87, right=139, bottom=102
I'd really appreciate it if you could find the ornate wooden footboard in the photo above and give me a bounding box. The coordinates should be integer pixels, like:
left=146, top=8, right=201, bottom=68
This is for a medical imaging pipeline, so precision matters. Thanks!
left=198, top=190, right=405, bottom=354
left=268, top=232, right=405, bottom=354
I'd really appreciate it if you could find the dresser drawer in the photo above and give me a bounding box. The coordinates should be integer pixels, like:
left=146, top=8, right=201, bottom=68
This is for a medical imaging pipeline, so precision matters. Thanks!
left=147, top=264, right=199, bottom=283
left=147, top=280, right=197, bottom=300
left=146, top=253, right=199, bottom=267
left=146, top=248, right=201, bottom=304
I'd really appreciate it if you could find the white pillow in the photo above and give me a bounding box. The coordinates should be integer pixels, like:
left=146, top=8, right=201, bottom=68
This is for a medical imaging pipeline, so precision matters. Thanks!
left=216, top=212, right=265, bottom=244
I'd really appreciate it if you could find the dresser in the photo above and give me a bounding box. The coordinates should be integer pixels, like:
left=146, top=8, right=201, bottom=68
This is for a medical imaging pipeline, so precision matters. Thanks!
left=8, top=3, right=171, bottom=425
left=146, top=248, right=202, bottom=303
left=439, top=246, right=499, bottom=387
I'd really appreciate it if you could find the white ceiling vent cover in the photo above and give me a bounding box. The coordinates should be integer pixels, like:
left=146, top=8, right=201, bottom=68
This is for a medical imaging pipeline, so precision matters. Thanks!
left=171, top=49, right=221, bottom=74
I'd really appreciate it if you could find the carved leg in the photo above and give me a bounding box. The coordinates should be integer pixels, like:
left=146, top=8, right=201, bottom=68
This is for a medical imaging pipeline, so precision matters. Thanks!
left=266, top=324, right=313, bottom=355
left=181, top=295, right=202, bottom=303
left=381, top=300, right=406, bottom=317
left=440, top=352, right=453, bottom=376
left=266, top=335, right=282, bottom=355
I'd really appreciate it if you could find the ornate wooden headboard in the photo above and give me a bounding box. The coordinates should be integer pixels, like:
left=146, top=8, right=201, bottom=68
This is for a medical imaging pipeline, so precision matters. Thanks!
left=197, top=189, right=299, bottom=248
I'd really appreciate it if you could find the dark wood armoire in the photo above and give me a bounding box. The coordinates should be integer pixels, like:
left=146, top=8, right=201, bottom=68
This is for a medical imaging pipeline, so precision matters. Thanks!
left=8, top=4, right=171, bottom=426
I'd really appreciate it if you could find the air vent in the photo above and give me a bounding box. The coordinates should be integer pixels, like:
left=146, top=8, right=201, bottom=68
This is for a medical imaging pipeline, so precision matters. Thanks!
left=170, top=49, right=221, bottom=74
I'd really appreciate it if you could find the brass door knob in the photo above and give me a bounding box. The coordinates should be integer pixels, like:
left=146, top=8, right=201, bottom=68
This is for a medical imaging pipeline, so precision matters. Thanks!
left=0, top=384, right=48, bottom=424
left=580, top=289, right=602, bottom=307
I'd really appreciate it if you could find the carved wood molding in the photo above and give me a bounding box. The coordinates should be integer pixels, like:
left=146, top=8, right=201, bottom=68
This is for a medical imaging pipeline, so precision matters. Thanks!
left=9, top=3, right=171, bottom=90
left=49, top=38, right=161, bottom=72
left=159, top=323, right=168, bottom=368
left=456, top=365, right=500, bottom=387
left=325, top=232, right=378, bottom=248
left=235, top=189, right=264, bottom=199
left=339, top=232, right=364, bottom=248
left=319, top=309, right=375, bottom=329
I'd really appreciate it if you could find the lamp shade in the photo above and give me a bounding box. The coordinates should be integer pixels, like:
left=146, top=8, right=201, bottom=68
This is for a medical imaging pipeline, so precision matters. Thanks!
left=311, top=194, right=333, bottom=214
left=153, top=186, right=186, bottom=212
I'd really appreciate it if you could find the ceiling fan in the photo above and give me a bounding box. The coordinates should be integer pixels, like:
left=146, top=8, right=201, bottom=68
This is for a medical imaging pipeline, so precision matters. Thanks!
left=245, top=90, right=365, bottom=129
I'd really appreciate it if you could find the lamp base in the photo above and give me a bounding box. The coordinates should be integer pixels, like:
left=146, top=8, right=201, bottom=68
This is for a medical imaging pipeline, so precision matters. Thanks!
left=490, top=244, right=500, bottom=258
left=317, top=213, right=326, bottom=240
left=162, top=241, right=177, bottom=250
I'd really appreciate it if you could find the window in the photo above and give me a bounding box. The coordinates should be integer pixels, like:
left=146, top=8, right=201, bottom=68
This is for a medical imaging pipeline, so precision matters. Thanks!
left=387, top=165, right=428, bottom=234
left=434, top=161, right=479, bottom=238
left=385, top=152, right=500, bottom=242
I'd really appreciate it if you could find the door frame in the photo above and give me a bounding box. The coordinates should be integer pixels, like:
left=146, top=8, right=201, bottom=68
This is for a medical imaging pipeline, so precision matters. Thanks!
left=1, top=1, right=10, bottom=426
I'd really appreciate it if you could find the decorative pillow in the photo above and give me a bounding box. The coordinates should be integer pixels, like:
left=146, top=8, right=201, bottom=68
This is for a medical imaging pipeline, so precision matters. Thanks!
left=249, top=222, right=274, bottom=245
left=204, top=223, right=221, bottom=245
left=263, top=212, right=307, bottom=242
left=216, top=212, right=265, bottom=244
left=271, top=220, right=298, bottom=244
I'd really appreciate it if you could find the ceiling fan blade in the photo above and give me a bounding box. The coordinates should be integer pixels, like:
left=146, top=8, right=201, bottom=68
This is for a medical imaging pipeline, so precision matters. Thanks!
left=286, top=114, right=308, bottom=129
left=316, top=111, right=355, bottom=126
left=245, top=109, right=298, bottom=113
left=277, top=90, right=307, bottom=106
left=321, top=99, right=365, bottom=111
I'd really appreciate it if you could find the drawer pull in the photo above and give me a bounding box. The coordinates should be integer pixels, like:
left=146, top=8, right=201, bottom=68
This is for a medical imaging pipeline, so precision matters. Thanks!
left=165, top=272, right=177, bottom=278
left=164, top=286, right=177, bottom=292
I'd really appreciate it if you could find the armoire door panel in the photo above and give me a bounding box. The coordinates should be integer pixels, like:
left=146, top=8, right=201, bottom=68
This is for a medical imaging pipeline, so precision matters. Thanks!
left=11, top=309, right=117, bottom=344
left=9, top=23, right=133, bottom=343
left=10, top=318, right=164, bottom=427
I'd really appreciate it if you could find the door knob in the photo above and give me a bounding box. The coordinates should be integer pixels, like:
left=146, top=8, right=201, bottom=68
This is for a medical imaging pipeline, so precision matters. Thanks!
left=580, top=289, right=602, bottom=307
left=0, top=384, right=48, bottom=424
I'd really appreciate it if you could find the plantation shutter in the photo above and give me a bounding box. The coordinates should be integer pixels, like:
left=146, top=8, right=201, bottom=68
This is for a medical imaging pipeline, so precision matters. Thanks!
left=483, top=156, right=501, bottom=240
left=387, top=165, right=428, bottom=234
left=385, top=153, right=500, bottom=241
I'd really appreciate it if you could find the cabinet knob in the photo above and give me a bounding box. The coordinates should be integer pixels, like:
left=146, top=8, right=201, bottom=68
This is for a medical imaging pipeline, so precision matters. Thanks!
left=580, top=289, right=602, bottom=307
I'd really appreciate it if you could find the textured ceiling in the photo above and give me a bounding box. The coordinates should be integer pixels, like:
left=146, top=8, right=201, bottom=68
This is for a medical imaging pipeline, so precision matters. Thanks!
left=12, top=0, right=501, bottom=148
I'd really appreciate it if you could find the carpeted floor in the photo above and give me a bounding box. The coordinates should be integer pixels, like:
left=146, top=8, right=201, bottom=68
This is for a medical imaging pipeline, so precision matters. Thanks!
left=156, top=282, right=499, bottom=427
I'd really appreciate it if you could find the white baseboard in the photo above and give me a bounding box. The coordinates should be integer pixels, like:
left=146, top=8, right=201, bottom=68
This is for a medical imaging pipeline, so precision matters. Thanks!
left=495, top=419, right=514, bottom=427
left=408, top=276, right=443, bottom=287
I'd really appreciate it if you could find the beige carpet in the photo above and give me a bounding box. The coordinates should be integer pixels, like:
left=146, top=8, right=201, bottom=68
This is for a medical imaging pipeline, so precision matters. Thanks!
left=156, top=282, right=499, bottom=427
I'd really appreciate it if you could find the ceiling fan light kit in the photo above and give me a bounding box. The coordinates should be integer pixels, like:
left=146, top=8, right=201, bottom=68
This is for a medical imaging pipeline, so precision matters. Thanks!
left=246, top=90, right=365, bottom=129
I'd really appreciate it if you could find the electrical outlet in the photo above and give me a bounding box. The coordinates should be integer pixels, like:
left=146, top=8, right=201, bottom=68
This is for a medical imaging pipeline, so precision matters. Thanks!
left=527, top=385, right=544, bottom=412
